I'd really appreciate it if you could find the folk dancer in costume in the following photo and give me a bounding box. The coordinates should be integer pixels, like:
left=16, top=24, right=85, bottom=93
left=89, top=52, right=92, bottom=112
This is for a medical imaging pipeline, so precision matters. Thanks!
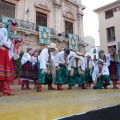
left=9, top=37, right=24, bottom=77
left=53, top=49, right=70, bottom=91
left=31, top=50, right=39, bottom=89
left=108, top=48, right=118, bottom=89
left=21, top=48, right=33, bottom=90
left=116, top=49, right=120, bottom=81
left=98, top=50, right=110, bottom=67
left=37, top=43, right=57, bottom=92
left=67, top=52, right=86, bottom=90
left=84, top=55, right=95, bottom=87
left=0, top=19, right=17, bottom=96
left=93, top=59, right=110, bottom=89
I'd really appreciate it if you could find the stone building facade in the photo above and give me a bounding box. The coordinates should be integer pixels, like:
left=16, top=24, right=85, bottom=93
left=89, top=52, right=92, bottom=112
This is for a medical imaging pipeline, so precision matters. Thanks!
left=0, top=0, right=86, bottom=52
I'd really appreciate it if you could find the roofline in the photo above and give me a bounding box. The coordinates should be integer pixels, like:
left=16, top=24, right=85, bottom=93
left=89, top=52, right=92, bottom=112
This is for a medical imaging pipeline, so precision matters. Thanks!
left=94, top=0, right=120, bottom=13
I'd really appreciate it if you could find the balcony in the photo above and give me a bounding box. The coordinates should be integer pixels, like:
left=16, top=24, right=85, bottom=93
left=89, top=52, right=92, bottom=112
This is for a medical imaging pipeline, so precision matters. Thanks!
left=0, top=16, right=54, bottom=35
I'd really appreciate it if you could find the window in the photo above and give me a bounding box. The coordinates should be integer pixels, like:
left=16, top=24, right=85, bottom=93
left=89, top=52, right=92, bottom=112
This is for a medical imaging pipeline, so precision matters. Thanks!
left=93, top=48, right=96, bottom=54
left=0, top=0, right=15, bottom=22
left=114, top=6, right=120, bottom=12
left=65, top=21, right=73, bottom=34
left=105, top=9, right=113, bottom=19
left=106, top=27, right=115, bottom=42
left=94, top=55, right=96, bottom=60
left=36, top=12, right=47, bottom=27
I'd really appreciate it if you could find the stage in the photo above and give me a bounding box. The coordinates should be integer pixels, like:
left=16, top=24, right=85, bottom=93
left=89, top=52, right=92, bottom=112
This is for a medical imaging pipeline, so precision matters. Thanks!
left=0, top=84, right=120, bottom=120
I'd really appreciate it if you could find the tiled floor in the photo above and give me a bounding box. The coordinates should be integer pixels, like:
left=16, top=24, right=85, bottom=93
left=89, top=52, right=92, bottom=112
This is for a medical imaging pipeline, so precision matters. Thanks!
left=0, top=85, right=120, bottom=120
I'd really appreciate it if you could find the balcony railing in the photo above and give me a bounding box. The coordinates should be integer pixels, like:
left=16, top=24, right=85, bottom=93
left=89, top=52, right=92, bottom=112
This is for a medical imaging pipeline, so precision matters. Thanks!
left=62, top=32, right=81, bottom=41
left=0, top=16, right=54, bottom=35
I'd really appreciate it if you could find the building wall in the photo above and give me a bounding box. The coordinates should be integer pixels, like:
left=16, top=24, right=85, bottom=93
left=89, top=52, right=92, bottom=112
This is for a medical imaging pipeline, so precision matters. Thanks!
left=84, top=35, right=95, bottom=52
left=1, top=0, right=85, bottom=52
left=97, top=2, right=120, bottom=53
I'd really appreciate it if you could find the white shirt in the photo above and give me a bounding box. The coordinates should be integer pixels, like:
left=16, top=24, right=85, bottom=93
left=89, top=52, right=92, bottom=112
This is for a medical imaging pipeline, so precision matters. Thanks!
left=39, top=48, right=49, bottom=69
left=53, top=51, right=69, bottom=67
left=21, top=53, right=32, bottom=65
left=107, top=54, right=116, bottom=62
left=0, top=28, right=12, bottom=48
left=84, top=58, right=95, bottom=69
left=92, top=65, right=109, bottom=81
left=99, top=54, right=110, bottom=67
left=68, top=57, right=85, bottom=71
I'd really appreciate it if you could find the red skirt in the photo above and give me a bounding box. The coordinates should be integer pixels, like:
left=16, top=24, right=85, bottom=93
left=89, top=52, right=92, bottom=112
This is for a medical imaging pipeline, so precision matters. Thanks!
left=109, top=61, right=118, bottom=80
left=21, top=61, right=33, bottom=80
left=0, top=49, right=14, bottom=82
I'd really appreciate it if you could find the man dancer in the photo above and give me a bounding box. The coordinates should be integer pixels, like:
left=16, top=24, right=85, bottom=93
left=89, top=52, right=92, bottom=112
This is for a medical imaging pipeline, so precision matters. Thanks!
left=92, top=59, right=110, bottom=89
left=84, top=55, right=95, bottom=87
left=37, top=43, right=57, bottom=92
left=67, top=52, right=86, bottom=90
left=53, top=49, right=70, bottom=90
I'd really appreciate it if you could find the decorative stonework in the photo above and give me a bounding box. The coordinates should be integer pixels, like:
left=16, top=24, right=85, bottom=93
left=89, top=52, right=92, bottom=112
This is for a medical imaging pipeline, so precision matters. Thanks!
left=53, top=0, right=61, bottom=7
left=64, top=11, right=75, bottom=20
left=34, top=1, right=50, bottom=11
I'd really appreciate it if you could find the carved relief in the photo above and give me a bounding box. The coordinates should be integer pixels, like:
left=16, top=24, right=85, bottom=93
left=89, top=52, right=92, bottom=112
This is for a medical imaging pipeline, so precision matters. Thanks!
left=64, top=11, right=75, bottom=20
left=34, top=1, right=50, bottom=11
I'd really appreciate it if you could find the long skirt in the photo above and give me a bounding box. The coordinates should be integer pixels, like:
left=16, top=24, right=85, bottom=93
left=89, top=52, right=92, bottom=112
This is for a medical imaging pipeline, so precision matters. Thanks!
left=85, top=69, right=92, bottom=83
left=109, top=61, right=118, bottom=80
left=21, top=61, right=33, bottom=80
left=93, top=75, right=110, bottom=89
left=116, top=63, right=120, bottom=81
left=0, top=48, right=14, bottom=82
left=54, top=65, right=68, bottom=85
left=38, top=63, right=52, bottom=84
left=68, top=68, right=86, bottom=86
left=32, top=62, right=38, bottom=80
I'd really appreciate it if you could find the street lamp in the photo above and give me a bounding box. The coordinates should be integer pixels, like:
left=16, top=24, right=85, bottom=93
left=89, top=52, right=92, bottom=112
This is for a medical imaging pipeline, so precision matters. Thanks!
left=26, top=8, right=29, bottom=21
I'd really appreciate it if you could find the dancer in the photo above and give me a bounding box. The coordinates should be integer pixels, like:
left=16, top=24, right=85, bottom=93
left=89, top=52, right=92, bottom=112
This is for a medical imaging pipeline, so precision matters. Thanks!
left=117, top=49, right=120, bottom=82
left=108, top=48, right=118, bottom=89
left=84, top=55, right=95, bottom=87
left=21, top=48, right=33, bottom=90
left=37, top=43, right=57, bottom=92
left=0, top=19, right=17, bottom=96
left=53, top=49, right=70, bottom=90
left=67, top=52, right=86, bottom=90
left=32, top=50, right=39, bottom=89
left=93, top=59, right=110, bottom=89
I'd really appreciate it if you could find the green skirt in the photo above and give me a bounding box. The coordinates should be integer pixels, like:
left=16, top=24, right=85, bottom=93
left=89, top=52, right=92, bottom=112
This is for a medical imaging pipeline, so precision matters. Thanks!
left=93, top=75, right=110, bottom=89
left=38, top=63, right=52, bottom=84
left=54, top=65, right=68, bottom=85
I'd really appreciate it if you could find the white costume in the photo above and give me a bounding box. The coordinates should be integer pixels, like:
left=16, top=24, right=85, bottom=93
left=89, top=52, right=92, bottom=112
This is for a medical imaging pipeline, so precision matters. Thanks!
left=99, top=54, right=110, bottom=67
left=21, top=53, right=32, bottom=65
left=84, top=58, right=95, bottom=69
left=92, top=65, right=109, bottom=81
left=53, top=51, right=69, bottom=67
left=39, top=48, right=50, bottom=69
left=68, top=57, right=85, bottom=71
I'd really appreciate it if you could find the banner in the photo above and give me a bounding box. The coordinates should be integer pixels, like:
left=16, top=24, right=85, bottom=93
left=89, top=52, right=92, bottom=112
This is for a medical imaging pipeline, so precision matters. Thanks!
left=68, top=33, right=77, bottom=50
left=2, top=16, right=17, bottom=38
left=39, top=26, right=50, bottom=44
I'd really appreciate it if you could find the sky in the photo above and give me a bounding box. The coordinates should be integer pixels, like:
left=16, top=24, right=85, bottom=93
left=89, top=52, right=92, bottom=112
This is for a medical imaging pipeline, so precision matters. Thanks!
left=82, top=0, right=117, bottom=46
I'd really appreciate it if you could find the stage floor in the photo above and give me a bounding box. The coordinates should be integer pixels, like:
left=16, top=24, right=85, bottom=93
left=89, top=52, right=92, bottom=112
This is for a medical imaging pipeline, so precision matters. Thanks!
left=0, top=85, right=120, bottom=120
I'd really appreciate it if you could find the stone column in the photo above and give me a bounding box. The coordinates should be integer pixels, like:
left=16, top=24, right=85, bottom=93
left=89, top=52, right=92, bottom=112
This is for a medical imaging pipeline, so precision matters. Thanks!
left=53, top=0, right=61, bottom=35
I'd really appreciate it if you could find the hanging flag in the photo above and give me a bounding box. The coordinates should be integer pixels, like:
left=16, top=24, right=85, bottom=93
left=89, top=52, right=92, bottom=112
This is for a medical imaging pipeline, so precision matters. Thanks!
left=68, top=33, right=77, bottom=50
left=2, top=16, right=17, bottom=38
left=39, top=26, right=50, bottom=44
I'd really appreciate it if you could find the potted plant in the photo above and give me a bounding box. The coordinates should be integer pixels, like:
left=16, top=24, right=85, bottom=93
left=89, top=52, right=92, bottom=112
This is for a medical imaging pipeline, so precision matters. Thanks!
left=12, top=50, right=24, bottom=85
